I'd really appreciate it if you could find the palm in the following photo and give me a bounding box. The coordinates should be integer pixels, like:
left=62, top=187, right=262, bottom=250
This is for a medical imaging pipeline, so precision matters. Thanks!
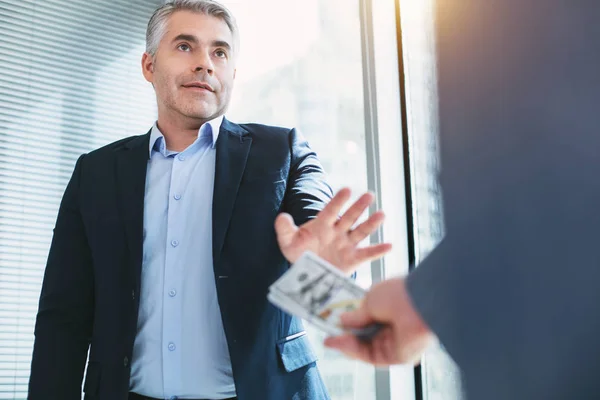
left=275, top=188, right=392, bottom=275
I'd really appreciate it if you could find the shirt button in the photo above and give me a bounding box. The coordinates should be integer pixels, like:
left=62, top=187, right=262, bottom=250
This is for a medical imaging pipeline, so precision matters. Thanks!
left=168, top=342, right=176, bottom=351
left=178, top=154, right=186, bottom=161
left=169, top=289, right=177, bottom=297
left=171, top=240, right=179, bottom=247
left=123, top=356, right=129, bottom=367
left=173, top=194, right=181, bottom=200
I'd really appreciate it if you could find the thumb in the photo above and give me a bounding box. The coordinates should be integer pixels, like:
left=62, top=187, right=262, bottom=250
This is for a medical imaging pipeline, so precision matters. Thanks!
left=274, top=213, right=297, bottom=245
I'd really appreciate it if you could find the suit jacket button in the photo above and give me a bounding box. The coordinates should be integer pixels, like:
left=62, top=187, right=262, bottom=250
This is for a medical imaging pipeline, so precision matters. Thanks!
left=124, top=356, right=129, bottom=367
left=131, top=290, right=135, bottom=300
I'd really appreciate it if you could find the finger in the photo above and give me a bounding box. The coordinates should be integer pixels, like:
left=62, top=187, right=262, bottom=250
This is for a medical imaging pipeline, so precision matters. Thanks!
left=274, top=213, right=298, bottom=246
left=348, top=211, right=385, bottom=244
left=335, top=192, right=375, bottom=232
left=324, top=334, right=369, bottom=360
left=339, top=304, right=374, bottom=329
left=324, top=334, right=386, bottom=365
left=373, top=329, right=401, bottom=365
left=313, top=188, right=352, bottom=227
left=352, top=243, right=393, bottom=264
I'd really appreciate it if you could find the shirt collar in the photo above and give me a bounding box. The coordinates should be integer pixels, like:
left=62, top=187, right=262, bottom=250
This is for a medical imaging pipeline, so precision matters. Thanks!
left=148, top=115, right=224, bottom=157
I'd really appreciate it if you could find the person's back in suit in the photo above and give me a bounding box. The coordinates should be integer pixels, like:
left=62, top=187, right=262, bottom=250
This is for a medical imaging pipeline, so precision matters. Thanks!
left=407, top=1, right=600, bottom=398
left=28, top=2, right=334, bottom=399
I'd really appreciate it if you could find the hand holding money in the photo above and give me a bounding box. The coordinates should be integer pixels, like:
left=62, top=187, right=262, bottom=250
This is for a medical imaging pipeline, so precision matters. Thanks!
left=268, top=251, right=434, bottom=359
left=324, top=277, right=436, bottom=366
left=274, top=188, right=392, bottom=275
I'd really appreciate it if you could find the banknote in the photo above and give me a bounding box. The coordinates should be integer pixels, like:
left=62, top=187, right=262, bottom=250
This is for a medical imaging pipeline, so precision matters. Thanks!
left=268, top=251, right=384, bottom=341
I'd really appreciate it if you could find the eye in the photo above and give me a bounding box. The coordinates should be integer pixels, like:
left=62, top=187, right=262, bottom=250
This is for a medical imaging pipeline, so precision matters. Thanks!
left=215, top=49, right=227, bottom=58
left=177, top=43, right=191, bottom=52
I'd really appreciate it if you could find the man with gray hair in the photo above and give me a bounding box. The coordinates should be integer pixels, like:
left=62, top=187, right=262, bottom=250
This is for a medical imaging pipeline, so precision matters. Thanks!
left=27, top=1, right=390, bottom=399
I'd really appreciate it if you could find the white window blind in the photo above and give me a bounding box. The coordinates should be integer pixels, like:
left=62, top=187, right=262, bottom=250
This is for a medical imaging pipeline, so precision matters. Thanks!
left=0, top=0, right=159, bottom=397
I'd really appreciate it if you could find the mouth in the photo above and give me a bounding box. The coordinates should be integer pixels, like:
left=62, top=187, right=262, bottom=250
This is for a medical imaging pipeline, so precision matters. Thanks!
left=182, top=81, right=214, bottom=92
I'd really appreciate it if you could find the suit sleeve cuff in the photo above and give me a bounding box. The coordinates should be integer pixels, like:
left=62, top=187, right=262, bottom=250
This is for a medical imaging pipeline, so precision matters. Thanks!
left=405, top=239, right=460, bottom=354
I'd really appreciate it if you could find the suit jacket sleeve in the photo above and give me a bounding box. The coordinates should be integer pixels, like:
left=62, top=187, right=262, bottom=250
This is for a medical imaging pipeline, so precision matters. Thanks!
left=282, top=128, right=357, bottom=279
left=29, top=154, right=94, bottom=399
left=282, top=128, right=333, bottom=224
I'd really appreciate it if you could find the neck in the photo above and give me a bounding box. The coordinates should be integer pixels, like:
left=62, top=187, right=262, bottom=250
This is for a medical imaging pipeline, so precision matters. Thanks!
left=156, top=113, right=218, bottom=152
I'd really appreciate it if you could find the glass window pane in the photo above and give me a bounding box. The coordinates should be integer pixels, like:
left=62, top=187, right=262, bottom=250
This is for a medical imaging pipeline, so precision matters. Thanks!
left=398, top=0, right=464, bottom=399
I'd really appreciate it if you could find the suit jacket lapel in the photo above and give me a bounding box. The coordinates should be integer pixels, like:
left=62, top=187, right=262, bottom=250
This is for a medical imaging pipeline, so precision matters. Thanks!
left=116, top=132, right=150, bottom=290
left=212, top=119, right=252, bottom=267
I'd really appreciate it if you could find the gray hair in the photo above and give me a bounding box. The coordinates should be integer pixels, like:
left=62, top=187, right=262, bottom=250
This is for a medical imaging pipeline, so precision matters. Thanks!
left=146, top=0, right=239, bottom=57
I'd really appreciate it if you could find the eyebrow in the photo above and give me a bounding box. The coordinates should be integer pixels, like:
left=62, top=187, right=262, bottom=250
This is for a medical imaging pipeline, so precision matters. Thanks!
left=172, top=34, right=232, bottom=51
left=212, top=40, right=232, bottom=51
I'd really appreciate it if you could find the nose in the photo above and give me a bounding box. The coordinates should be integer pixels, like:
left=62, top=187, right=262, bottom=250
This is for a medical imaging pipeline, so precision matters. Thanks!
left=193, top=50, right=214, bottom=75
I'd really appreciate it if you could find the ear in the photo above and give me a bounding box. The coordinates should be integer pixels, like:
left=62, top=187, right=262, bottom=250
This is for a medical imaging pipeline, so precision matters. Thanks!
left=141, top=52, right=155, bottom=83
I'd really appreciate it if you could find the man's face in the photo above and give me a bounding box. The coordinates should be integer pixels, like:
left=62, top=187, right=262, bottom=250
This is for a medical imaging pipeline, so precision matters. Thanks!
left=142, top=11, right=236, bottom=124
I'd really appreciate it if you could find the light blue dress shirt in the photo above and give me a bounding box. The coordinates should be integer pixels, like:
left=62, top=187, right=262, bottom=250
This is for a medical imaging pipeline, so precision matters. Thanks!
left=129, top=116, right=236, bottom=399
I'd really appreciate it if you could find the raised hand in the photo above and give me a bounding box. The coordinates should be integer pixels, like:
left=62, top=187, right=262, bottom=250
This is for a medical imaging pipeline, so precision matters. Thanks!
left=274, top=188, right=392, bottom=275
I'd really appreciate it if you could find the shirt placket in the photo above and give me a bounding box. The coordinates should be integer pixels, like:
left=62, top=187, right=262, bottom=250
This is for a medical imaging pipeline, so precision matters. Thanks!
left=162, top=152, right=186, bottom=395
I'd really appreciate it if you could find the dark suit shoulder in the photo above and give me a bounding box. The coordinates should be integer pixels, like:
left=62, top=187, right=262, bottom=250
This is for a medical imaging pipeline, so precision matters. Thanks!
left=236, top=122, right=293, bottom=140
left=71, top=132, right=149, bottom=180
left=222, top=122, right=301, bottom=156
left=86, top=133, right=148, bottom=158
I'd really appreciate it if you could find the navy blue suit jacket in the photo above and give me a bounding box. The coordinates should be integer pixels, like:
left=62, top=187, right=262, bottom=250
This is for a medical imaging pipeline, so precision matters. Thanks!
left=28, top=119, right=333, bottom=400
